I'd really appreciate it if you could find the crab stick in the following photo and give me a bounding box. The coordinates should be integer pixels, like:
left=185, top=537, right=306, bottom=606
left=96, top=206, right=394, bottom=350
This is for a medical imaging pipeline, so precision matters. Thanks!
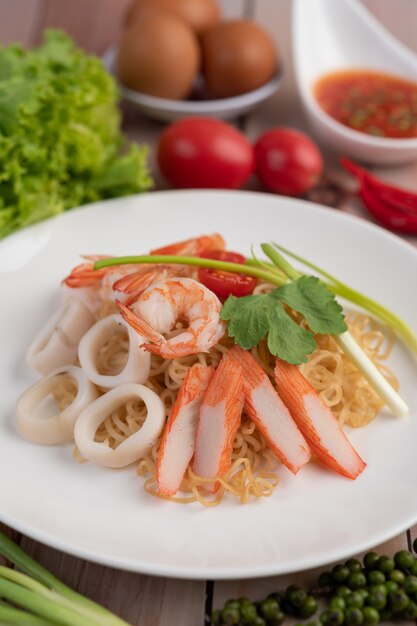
left=274, top=359, right=366, bottom=479
left=156, top=364, right=214, bottom=496
left=228, top=346, right=311, bottom=474
left=192, top=354, right=244, bottom=492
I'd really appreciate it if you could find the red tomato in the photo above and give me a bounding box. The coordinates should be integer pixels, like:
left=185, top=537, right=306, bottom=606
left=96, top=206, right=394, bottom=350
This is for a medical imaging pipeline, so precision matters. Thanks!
left=157, top=117, right=254, bottom=189
left=198, top=250, right=257, bottom=299
left=254, top=128, right=323, bottom=196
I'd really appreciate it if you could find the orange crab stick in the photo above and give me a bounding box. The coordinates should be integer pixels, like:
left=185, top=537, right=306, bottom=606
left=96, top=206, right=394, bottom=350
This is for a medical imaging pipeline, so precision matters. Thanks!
left=228, top=346, right=311, bottom=474
left=192, top=354, right=244, bottom=492
left=274, top=359, right=366, bottom=480
left=156, top=364, right=214, bottom=496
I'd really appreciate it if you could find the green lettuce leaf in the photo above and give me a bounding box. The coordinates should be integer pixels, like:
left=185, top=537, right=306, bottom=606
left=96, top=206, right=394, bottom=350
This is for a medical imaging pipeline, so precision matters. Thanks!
left=0, top=30, right=152, bottom=239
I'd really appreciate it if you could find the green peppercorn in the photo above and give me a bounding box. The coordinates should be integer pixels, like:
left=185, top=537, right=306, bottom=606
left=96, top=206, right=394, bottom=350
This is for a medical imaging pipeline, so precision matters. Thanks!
left=377, top=556, right=394, bottom=575
left=211, top=609, right=222, bottom=626
left=222, top=606, right=240, bottom=625
left=410, top=560, right=417, bottom=576
left=345, top=592, right=365, bottom=609
left=402, top=600, right=417, bottom=620
left=288, top=588, right=308, bottom=608
left=362, top=607, right=380, bottom=625
left=345, top=608, right=364, bottom=625
left=389, top=569, right=405, bottom=585
left=403, top=575, right=417, bottom=595
left=369, top=584, right=386, bottom=597
left=346, top=559, right=362, bottom=573
left=319, top=572, right=335, bottom=588
left=299, top=596, right=318, bottom=618
left=320, top=608, right=344, bottom=625
left=384, top=580, right=398, bottom=594
left=269, top=611, right=285, bottom=625
left=240, top=601, right=258, bottom=624
left=357, top=589, right=369, bottom=602
left=224, top=600, right=240, bottom=612
left=363, top=552, right=379, bottom=571
left=390, top=589, right=410, bottom=613
left=259, top=598, right=281, bottom=621
left=394, top=550, right=415, bottom=571
left=254, top=617, right=266, bottom=626
left=366, top=589, right=386, bottom=611
left=366, top=571, right=385, bottom=586
left=329, top=597, right=346, bottom=611
left=333, top=565, right=350, bottom=584
left=335, top=586, right=352, bottom=598
left=346, top=572, right=366, bottom=590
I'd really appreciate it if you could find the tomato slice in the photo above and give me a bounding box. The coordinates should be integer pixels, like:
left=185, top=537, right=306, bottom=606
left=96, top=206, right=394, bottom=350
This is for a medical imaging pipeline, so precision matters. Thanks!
left=198, top=250, right=257, bottom=299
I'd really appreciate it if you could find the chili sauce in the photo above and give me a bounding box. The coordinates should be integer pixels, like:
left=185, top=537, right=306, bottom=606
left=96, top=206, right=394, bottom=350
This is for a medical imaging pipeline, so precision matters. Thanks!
left=314, top=70, right=417, bottom=138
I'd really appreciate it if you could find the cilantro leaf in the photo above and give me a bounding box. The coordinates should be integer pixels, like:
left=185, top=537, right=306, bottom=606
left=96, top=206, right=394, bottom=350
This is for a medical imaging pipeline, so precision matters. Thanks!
left=220, top=275, right=347, bottom=364
left=220, top=294, right=269, bottom=349
left=266, top=301, right=317, bottom=364
left=274, top=276, right=348, bottom=335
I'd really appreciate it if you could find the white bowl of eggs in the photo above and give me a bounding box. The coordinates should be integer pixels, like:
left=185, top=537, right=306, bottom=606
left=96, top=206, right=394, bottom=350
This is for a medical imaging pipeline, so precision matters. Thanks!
left=105, top=0, right=282, bottom=122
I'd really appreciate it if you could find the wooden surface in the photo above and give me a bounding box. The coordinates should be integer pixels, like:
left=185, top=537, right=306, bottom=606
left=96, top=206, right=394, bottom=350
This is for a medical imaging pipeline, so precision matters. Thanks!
left=0, top=1, right=416, bottom=625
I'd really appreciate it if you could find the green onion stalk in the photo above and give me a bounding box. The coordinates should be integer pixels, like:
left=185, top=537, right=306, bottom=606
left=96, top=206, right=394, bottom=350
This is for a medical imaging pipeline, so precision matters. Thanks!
left=260, top=244, right=408, bottom=418
left=0, top=532, right=130, bottom=626
left=95, top=246, right=415, bottom=418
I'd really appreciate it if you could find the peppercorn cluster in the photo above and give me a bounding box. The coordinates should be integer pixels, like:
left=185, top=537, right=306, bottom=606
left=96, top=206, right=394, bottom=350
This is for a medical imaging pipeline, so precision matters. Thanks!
left=210, top=539, right=417, bottom=626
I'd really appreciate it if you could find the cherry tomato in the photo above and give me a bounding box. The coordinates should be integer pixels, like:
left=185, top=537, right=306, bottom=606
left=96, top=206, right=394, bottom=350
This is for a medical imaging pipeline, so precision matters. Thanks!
left=157, top=117, right=254, bottom=189
left=198, top=250, right=257, bottom=299
left=254, top=128, right=323, bottom=196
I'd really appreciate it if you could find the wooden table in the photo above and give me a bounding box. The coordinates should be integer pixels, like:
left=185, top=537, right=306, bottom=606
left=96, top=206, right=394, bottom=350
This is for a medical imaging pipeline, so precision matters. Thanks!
left=1, top=1, right=416, bottom=624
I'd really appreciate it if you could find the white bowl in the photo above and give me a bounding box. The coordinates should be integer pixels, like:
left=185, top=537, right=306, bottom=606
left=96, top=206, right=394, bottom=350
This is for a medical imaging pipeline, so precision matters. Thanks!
left=103, top=46, right=282, bottom=122
left=293, top=0, right=417, bottom=164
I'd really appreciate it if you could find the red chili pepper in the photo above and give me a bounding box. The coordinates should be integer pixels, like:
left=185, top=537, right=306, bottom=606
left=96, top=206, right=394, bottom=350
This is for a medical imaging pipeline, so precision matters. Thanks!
left=341, top=157, right=417, bottom=234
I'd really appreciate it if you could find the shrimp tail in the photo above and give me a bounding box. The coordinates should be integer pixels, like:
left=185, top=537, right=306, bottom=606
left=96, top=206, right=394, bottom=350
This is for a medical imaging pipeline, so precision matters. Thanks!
left=116, top=300, right=164, bottom=349
left=62, top=256, right=110, bottom=288
left=274, top=359, right=366, bottom=480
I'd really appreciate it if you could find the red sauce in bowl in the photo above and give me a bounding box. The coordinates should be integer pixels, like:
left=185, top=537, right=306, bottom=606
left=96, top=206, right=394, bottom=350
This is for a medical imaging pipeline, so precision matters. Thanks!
left=314, top=70, right=417, bottom=139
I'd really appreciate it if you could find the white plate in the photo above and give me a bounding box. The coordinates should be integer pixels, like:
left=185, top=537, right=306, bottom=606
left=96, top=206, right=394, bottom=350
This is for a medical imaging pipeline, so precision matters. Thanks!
left=1, top=190, right=417, bottom=580
left=103, top=47, right=282, bottom=122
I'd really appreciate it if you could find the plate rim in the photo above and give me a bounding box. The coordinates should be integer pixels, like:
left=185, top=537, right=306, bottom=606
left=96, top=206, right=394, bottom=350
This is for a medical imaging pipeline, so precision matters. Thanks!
left=1, top=189, right=417, bottom=580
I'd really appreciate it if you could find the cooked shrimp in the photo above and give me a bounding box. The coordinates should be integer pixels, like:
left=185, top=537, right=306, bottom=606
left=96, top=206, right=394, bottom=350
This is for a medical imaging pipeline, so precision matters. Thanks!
left=118, top=277, right=226, bottom=358
left=150, top=233, right=225, bottom=256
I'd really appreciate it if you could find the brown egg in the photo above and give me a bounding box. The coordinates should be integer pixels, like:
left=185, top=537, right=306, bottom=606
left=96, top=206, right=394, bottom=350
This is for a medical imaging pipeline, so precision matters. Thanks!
left=201, top=20, right=278, bottom=98
left=125, top=0, right=220, bottom=35
left=117, top=13, right=200, bottom=99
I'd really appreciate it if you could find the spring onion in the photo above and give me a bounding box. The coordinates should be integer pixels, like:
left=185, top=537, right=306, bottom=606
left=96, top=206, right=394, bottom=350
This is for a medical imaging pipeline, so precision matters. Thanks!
left=0, top=531, right=129, bottom=626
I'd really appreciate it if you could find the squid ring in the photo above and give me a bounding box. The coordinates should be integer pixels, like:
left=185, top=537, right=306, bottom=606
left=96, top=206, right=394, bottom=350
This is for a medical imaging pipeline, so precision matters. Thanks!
left=78, top=314, right=151, bottom=389
left=26, top=299, right=95, bottom=375
left=16, top=365, right=98, bottom=445
left=74, top=384, right=165, bottom=468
